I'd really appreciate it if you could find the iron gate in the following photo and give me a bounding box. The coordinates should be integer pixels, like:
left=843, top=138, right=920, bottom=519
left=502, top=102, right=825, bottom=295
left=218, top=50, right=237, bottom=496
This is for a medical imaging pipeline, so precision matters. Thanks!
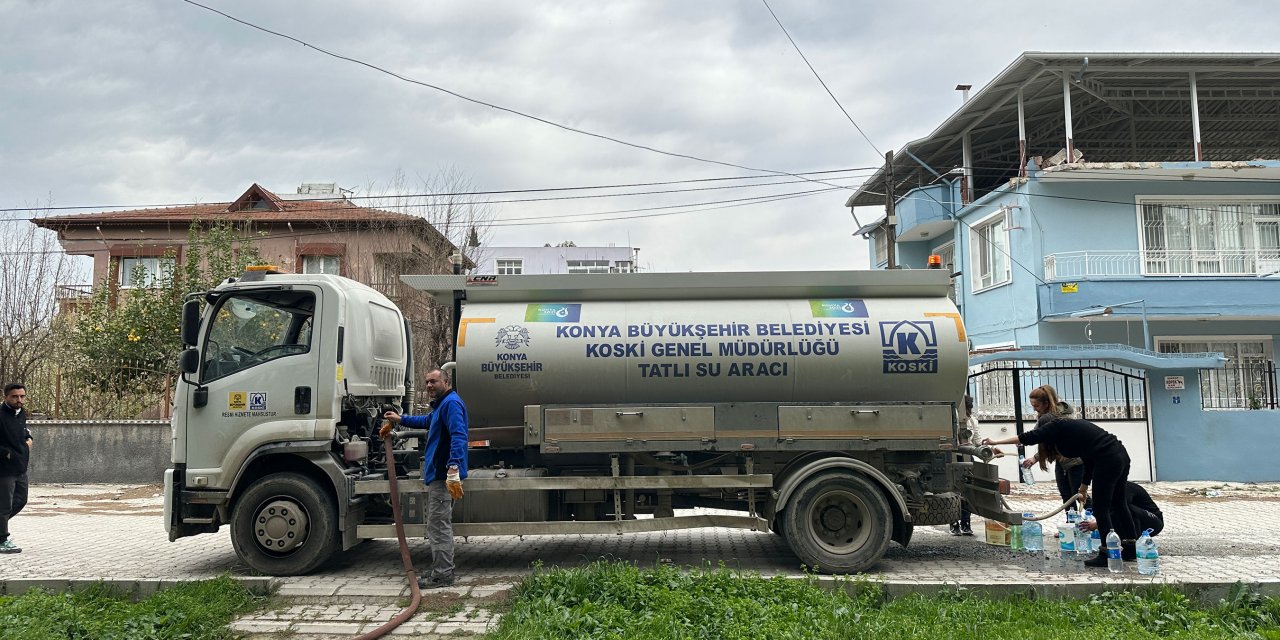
left=967, top=359, right=1148, bottom=424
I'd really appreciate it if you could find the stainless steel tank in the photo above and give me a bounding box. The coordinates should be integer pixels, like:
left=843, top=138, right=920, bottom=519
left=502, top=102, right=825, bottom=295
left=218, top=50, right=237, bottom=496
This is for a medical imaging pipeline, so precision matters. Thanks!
left=401, top=271, right=968, bottom=428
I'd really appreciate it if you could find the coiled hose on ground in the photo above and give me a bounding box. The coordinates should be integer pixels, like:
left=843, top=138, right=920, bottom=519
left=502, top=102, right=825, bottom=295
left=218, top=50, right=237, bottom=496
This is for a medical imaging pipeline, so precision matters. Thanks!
left=354, top=433, right=421, bottom=640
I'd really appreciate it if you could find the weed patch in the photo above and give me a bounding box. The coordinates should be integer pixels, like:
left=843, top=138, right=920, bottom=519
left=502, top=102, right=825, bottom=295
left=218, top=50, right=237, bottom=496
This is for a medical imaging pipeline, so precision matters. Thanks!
left=486, top=561, right=1280, bottom=639
left=0, top=575, right=265, bottom=640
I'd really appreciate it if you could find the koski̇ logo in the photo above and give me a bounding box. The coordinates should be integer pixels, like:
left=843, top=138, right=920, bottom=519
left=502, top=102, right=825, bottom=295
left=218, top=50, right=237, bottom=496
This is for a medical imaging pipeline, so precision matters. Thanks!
left=879, top=320, right=938, bottom=374
left=524, top=303, right=582, bottom=323
left=495, top=325, right=532, bottom=350
left=808, top=298, right=868, bottom=318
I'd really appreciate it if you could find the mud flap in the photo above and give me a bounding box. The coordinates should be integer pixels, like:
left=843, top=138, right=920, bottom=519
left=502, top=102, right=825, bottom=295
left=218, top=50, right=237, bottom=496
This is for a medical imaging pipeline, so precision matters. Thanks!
left=952, top=460, right=1024, bottom=526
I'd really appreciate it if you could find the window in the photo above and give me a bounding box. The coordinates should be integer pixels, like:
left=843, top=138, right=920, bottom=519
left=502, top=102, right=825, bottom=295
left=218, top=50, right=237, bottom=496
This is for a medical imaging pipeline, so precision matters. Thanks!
left=873, top=229, right=888, bottom=267
left=119, top=257, right=175, bottom=288
left=970, top=210, right=1010, bottom=291
left=935, top=242, right=957, bottom=303
left=610, top=261, right=633, bottom=273
left=1140, top=199, right=1280, bottom=275
left=1160, top=338, right=1274, bottom=409
left=496, top=259, right=523, bottom=275
left=203, top=291, right=315, bottom=381
left=302, top=255, right=341, bottom=275
left=567, top=259, right=610, bottom=274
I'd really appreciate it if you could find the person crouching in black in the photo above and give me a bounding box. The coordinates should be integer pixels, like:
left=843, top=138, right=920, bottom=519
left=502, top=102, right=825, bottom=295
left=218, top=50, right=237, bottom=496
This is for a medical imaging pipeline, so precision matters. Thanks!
left=984, top=414, right=1139, bottom=567
left=1079, top=481, right=1163, bottom=538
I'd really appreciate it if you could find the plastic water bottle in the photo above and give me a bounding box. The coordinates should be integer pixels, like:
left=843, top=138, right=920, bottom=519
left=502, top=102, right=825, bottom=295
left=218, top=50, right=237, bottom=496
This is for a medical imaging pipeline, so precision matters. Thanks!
left=1010, top=520, right=1023, bottom=550
left=1022, top=514, right=1043, bottom=552
left=1106, top=530, right=1124, bottom=573
left=1066, top=508, right=1079, bottom=525
left=1136, top=529, right=1160, bottom=576
left=1018, top=455, right=1036, bottom=485
left=1080, top=509, right=1096, bottom=552
left=1057, top=525, right=1076, bottom=571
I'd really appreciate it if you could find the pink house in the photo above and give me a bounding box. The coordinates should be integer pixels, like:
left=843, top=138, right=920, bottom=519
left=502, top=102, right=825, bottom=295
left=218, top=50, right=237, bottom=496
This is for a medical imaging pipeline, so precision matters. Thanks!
left=34, top=182, right=462, bottom=373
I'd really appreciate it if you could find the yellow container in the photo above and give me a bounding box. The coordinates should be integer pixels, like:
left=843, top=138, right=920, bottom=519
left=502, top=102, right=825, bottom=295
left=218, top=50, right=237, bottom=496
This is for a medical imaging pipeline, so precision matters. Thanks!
left=984, top=519, right=1011, bottom=546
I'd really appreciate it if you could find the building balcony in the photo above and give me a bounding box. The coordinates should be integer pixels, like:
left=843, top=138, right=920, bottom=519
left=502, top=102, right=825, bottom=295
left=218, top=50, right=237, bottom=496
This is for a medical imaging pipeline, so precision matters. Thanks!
left=1045, top=249, right=1280, bottom=281
left=894, top=184, right=955, bottom=242
left=55, top=284, right=94, bottom=300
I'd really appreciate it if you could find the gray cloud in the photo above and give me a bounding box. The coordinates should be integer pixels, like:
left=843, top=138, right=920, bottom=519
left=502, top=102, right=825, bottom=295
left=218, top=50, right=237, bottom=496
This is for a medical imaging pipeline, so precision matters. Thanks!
left=3, top=0, right=1277, bottom=273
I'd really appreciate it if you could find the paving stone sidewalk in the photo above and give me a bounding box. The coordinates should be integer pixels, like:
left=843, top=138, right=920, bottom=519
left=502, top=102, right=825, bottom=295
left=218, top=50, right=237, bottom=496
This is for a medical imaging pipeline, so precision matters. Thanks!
left=4, top=481, right=1279, bottom=637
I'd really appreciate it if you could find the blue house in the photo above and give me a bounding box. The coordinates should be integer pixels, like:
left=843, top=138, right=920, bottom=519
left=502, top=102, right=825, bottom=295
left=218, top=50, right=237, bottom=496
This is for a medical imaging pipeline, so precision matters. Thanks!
left=848, top=52, right=1280, bottom=482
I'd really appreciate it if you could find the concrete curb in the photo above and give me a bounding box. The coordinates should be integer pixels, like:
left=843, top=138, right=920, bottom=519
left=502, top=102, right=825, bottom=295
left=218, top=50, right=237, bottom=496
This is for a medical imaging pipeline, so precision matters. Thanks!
left=817, top=576, right=1280, bottom=605
left=0, top=576, right=277, bottom=598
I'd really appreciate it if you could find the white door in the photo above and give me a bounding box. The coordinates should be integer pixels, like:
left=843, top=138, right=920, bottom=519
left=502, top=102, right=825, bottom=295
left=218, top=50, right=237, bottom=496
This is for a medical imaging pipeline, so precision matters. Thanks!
left=183, top=287, right=322, bottom=486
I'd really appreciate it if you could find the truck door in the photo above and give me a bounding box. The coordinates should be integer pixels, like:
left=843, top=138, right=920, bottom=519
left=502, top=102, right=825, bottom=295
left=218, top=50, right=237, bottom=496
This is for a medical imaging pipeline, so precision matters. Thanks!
left=184, top=287, right=323, bottom=486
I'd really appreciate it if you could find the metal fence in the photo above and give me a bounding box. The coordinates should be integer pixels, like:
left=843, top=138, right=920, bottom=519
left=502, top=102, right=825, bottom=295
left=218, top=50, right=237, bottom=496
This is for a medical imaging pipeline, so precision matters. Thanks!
left=1200, top=360, right=1278, bottom=410
left=1045, top=249, right=1280, bottom=280
left=967, top=360, right=1148, bottom=422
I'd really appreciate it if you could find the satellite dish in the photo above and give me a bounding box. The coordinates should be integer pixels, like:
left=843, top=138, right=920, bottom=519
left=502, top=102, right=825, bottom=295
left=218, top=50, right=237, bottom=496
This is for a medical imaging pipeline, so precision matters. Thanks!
left=230, top=299, right=258, bottom=320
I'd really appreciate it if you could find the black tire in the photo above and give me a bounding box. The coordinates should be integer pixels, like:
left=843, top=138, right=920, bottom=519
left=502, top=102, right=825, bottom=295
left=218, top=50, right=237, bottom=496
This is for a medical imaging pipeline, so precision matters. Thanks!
left=909, top=493, right=963, bottom=526
left=231, top=473, right=339, bottom=576
left=783, top=471, right=892, bottom=574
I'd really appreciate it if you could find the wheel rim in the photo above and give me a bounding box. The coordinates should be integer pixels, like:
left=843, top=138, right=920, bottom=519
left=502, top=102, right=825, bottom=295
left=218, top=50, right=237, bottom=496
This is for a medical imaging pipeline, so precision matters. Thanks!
left=806, top=488, right=870, bottom=555
left=252, top=497, right=310, bottom=555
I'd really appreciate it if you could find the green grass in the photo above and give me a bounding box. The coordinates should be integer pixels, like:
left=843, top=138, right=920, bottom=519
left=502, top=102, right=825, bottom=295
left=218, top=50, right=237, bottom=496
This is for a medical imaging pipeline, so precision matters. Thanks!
left=0, top=575, right=266, bottom=640
left=486, top=561, right=1280, bottom=640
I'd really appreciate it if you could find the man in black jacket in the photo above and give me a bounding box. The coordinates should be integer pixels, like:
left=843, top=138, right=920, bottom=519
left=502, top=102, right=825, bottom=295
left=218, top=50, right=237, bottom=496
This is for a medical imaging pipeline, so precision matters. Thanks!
left=0, top=383, right=31, bottom=554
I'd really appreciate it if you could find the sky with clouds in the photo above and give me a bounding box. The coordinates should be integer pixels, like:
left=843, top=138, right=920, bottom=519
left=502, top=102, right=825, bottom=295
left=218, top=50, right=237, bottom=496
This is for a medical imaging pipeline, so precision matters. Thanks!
left=3, top=0, right=1279, bottom=274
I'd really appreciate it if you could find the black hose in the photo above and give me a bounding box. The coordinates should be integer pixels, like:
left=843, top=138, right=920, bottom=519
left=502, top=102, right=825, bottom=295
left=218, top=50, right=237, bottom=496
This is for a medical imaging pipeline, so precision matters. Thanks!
left=354, top=432, right=421, bottom=640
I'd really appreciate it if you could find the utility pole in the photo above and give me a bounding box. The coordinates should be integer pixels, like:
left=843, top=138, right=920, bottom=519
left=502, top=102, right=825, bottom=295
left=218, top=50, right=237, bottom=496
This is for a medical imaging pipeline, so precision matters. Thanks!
left=883, top=150, right=898, bottom=269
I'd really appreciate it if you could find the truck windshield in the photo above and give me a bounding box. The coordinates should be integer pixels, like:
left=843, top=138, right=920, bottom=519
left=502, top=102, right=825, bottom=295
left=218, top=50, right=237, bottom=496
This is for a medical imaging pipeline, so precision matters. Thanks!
left=202, top=290, right=316, bottom=381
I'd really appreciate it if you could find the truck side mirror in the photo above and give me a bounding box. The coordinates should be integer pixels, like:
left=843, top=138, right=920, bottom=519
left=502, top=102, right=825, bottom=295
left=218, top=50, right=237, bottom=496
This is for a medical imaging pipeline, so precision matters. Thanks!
left=179, top=347, right=200, bottom=375
left=181, top=299, right=201, bottom=347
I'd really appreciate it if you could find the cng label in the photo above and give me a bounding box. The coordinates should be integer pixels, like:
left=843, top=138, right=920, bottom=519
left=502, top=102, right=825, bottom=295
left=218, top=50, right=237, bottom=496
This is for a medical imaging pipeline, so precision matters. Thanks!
left=524, top=303, right=582, bottom=323
left=879, top=320, right=939, bottom=374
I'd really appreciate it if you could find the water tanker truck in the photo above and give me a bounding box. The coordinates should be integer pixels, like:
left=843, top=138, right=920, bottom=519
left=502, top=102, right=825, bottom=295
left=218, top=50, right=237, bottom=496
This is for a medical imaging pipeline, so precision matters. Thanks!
left=165, top=267, right=1015, bottom=575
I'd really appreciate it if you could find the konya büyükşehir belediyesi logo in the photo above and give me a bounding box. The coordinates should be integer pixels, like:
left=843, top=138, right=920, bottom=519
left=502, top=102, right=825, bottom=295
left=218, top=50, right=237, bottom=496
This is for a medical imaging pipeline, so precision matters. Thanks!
left=524, top=303, right=582, bottom=322
left=809, top=299, right=869, bottom=318
left=495, top=325, right=531, bottom=350
left=880, top=320, right=938, bottom=373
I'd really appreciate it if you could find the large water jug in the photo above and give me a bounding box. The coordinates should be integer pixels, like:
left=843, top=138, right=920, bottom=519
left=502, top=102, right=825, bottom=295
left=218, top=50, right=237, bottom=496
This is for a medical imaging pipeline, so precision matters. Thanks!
left=1136, top=528, right=1160, bottom=576
left=1022, top=515, right=1043, bottom=552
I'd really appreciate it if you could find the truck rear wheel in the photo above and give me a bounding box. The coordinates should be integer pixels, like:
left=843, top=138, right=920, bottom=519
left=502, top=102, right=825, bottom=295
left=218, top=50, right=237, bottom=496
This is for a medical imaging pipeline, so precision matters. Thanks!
left=783, top=470, right=892, bottom=573
left=231, top=472, right=338, bottom=576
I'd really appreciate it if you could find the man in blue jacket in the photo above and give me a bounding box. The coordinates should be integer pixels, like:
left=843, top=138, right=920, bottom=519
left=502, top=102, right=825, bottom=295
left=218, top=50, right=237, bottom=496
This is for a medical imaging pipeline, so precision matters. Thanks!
left=382, top=368, right=469, bottom=588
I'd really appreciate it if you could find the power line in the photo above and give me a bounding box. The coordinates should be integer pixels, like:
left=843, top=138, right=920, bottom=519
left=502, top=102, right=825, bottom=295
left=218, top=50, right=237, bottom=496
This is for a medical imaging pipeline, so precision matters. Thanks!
left=0, top=187, right=846, bottom=259
left=379, top=173, right=870, bottom=209
left=495, top=187, right=843, bottom=227
left=9, top=185, right=849, bottom=243
left=180, top=0, right=854, bottom=191
left=0, top=167, right=876, bottom=215
left=760, top=0, right=881, bottom=158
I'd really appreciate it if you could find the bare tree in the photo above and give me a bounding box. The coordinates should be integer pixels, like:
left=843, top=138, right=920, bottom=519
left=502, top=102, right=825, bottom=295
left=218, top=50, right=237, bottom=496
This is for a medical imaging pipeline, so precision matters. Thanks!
left=363, top=165, right=495, bottom=271
left=353, top=167, right=498, bottom=391
left=0, top=213, right=85, bottom=411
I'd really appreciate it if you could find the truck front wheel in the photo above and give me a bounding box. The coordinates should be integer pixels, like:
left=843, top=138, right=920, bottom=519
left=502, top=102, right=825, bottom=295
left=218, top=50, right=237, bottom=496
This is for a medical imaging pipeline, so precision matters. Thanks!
left=231, top=473, right=338, bottom=576
left=783, top=470, right=892, bottom=573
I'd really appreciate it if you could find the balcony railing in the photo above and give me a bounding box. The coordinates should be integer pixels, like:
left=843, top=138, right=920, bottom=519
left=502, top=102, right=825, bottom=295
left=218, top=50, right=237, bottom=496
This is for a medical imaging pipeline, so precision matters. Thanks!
left=55, top=284, right=94, bottom=300
left=1045, top=249, right=1280, bottom=281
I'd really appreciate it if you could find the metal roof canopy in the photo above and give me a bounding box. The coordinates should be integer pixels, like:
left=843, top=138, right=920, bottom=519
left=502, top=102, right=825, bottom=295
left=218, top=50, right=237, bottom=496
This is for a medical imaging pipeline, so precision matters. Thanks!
left=401, top=270, right=952, bottom=305
left=969, top=344, right=1227, bottom=371
left=848, top=52, right=1280, bottom=208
